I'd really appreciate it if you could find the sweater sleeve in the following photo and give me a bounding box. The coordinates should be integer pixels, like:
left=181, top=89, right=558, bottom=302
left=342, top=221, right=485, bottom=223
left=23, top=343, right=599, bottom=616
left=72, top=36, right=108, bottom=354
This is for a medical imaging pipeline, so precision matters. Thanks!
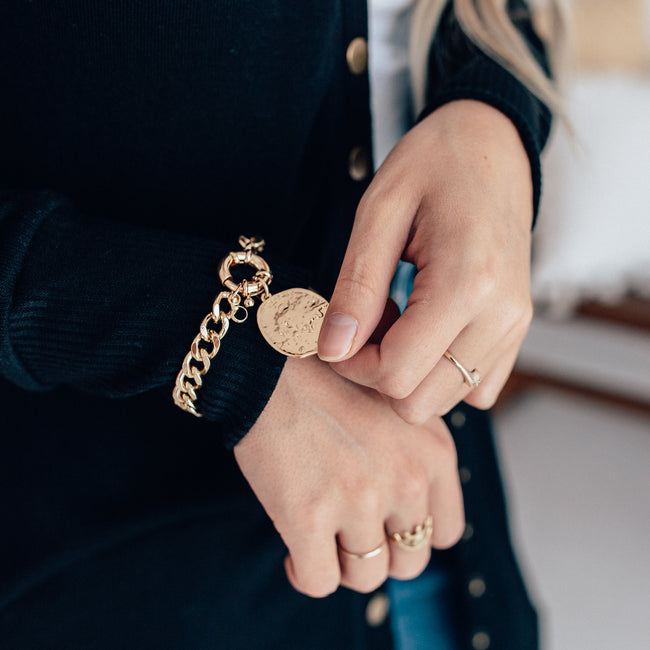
left=421, top=0, right=553, bottom=224
left=0, top=190, right=309, bottom=448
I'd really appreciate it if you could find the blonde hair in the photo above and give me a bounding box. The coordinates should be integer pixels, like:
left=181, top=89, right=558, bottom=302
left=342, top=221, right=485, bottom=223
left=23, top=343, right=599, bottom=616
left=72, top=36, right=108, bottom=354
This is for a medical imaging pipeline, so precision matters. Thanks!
left=409, top=0, right=569, bottom=120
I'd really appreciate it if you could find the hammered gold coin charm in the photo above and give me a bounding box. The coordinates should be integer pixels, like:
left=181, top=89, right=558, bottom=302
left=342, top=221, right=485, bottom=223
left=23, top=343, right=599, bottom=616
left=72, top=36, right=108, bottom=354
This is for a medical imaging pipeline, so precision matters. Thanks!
left=257, top=288, right=329, bottom=358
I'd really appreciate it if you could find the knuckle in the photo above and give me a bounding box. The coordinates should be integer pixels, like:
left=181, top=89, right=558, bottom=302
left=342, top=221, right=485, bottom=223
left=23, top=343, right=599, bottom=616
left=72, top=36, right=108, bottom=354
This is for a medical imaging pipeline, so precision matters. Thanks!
left=376, top=369, right=418, bottom=400
left=283, top=498, right=331, bottom=535
left=437, top=395, right=464, bottom=419
left=287, top=553, right=340, bottom=599
left=390, top=553, right=431, bottom=581
left=433, top=432, right=459, bottom=471
left=351, top=481, right=382, bottom=517
left=395, top=465, right=429, bottom=502
left=336, top=258, right=380, bottom=303
left=466, top=385, right=500, bottom=410
left=520, top=298, right=534, bottom=327
left=502, top=296, right=534, bottom=331
left=432, top=517, right=466, bottom=550
left=357, top=181, right=401, bottom=218
left=464, top=261, right=497, bottom=304
left=297, top=574, right=340, bottom=599
left=393, top=397, right=433, bottom=426
left=356, top=187, right=383, bottom=217
left=344, top=573, right=387, bottom=595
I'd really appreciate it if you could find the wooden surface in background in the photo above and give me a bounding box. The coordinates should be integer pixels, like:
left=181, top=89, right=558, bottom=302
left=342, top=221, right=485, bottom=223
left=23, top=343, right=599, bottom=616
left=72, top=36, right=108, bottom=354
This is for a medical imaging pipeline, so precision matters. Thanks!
left=498, top=369, right=650, bottom=415
left=577, top=296, right=650, bottom=330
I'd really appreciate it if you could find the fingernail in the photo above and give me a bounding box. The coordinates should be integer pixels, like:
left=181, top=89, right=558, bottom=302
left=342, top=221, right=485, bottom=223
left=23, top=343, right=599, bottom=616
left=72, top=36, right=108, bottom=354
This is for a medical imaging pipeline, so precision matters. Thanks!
left=318, top=312, right=358, bottom=361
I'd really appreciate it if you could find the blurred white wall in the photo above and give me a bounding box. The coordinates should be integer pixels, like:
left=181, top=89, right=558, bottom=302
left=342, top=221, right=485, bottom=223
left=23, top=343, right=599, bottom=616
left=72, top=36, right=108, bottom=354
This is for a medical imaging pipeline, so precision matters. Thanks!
left=498, top=4, right=650, bottom=648
left=531, top=0, right=650, bottom=312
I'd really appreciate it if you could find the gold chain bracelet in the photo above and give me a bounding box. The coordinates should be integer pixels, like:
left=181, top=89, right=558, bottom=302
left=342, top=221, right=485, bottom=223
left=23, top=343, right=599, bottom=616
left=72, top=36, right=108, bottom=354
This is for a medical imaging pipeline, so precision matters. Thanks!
left=173, top=236, right=328, bottom=417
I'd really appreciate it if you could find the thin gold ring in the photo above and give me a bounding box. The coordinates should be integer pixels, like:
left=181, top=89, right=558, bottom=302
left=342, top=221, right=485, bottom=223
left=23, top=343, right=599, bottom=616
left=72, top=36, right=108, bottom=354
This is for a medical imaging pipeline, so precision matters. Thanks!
left=387, top=515, right=433, bottom=552
left=338, top=540, right=387, bottom=560
left=444, top=351, right=482, bottom=388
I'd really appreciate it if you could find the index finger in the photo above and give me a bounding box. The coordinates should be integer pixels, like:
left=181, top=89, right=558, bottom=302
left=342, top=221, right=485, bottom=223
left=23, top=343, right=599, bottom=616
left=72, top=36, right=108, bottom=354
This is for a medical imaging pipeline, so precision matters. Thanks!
left=317, top=189, right=417, bottom=362
left=330, top=266, right=481, bottom=399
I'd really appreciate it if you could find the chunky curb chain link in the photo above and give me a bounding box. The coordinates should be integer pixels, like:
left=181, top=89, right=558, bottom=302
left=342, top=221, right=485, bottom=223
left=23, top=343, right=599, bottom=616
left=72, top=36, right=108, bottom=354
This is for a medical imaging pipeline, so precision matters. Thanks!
left=173, top=237, right=272, bottom=417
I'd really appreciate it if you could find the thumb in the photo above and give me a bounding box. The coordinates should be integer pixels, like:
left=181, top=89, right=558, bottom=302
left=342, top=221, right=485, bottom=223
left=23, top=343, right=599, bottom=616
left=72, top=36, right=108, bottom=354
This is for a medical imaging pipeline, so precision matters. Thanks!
left=318, top=204, right=406, bottom=362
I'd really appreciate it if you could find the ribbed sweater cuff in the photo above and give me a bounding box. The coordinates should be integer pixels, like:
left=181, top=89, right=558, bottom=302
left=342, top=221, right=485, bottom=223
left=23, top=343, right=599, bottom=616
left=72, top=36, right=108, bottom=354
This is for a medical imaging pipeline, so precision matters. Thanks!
left=0, top=193, right=51, bottom=390
left=3, top=191, right=309, bottom=448
left=197, top=256, right=308, bottom=449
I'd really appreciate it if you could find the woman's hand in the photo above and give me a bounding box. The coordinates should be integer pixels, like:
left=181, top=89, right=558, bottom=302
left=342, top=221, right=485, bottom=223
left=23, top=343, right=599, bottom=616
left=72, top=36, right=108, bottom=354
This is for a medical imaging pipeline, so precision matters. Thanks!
left=234, top=355, right=464, bottom=598
left=318, top=100, right=534, bottom=423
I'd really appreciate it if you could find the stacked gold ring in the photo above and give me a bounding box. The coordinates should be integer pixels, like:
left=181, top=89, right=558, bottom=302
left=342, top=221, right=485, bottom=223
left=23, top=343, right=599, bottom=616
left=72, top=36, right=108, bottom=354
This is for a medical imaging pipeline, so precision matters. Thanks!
left=338, top=540, right=387, bottom=560
left=338, top=515, right=434, bottom=559
left=387, top=515, right=434, bottom=552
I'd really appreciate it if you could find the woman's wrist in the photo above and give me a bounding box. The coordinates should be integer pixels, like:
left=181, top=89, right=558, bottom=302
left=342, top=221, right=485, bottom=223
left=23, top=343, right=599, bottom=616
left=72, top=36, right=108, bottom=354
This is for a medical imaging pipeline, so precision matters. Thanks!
left=426, top=99, right=534, bottom=230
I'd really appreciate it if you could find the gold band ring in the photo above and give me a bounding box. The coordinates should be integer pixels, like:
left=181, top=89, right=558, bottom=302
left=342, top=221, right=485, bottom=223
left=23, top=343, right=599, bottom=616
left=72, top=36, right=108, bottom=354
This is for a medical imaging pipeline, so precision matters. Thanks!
left=387, top=515, right=433, bottom=552
left=338, top=540, right=387, bottom=560
left=444, top=351, right=482, bottom=388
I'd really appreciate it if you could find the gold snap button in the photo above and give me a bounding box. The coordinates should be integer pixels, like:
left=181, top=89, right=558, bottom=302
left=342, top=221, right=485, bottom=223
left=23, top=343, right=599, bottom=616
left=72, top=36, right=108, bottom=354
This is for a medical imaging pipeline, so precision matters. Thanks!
left=348, top=145, right=371, bottom=181
left=472, top=631, right=491, bottom=650
left=462, top=522, right=474, bottom=541
left=450, top=409, right=466, bottom=428
left=365, top=592, right=390, bottom=627
left=346, top=37, right=368, bottom=75
left=459, top=466, right=472, bottom=484
left=468, top=577, right=487, bottom=598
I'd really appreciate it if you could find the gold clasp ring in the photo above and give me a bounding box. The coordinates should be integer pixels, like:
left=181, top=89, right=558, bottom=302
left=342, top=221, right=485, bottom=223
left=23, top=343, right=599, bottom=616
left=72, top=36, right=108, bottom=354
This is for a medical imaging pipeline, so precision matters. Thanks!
left=219, top=250, right=272, bottom=296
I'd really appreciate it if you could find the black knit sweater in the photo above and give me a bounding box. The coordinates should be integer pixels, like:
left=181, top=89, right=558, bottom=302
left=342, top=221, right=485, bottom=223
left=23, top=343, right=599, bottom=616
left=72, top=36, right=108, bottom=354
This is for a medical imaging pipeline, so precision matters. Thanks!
left=0, top=2, right=551, bottom=649
left=0, top=0, right=550, bottom=447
